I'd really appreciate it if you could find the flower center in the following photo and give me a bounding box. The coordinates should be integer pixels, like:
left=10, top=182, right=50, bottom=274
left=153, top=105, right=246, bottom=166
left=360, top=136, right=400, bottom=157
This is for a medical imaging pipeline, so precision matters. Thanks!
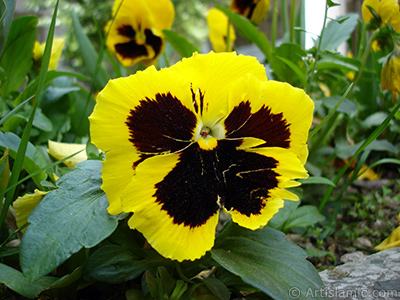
left=200, top=126, right=211, bottom=138
left=196, top=123, right=225, bottom=151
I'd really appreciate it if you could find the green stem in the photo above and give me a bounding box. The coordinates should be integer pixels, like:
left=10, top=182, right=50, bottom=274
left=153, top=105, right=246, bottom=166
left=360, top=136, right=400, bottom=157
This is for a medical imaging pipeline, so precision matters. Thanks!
left=225, top=19, right=232, bottom=52
left=348, top=28, right=380, bottom=95
left=318, top=101, right=400, bottom=212
left=281, top=0, right=288, bottom=34
left=0, top=0, right=60, bottom=231
left=306, top=1, right=328, bottom=95
left=271, top=0, right=278, bottom=49
left=290, top=0, right=297, bottom=43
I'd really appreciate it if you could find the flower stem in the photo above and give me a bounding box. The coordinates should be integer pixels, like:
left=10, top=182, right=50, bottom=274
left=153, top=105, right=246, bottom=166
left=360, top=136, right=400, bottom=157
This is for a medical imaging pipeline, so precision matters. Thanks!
left=271, top=0, right=278, bottom=49
left=226, top=19, right=232, bottom=52
left=290, top=0, right=297, bottom=44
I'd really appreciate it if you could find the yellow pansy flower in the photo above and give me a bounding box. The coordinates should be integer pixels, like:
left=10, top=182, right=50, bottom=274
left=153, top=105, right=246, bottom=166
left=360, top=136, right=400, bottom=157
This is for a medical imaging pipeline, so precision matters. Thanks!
left=375, top=212, right=400, bottom=251
left=362, top=0, right=400, bottom=32
left=105, top=0, right=174, bottom=67
left=33, top=37, right=65, bottom=70
left=89, top=52, right=314, bottom=261
left=229, top=0, right=270, bottom=25
left=207, top=8, right=236, bottom=52
left=47, top=140, right=87, bottom=168
left=381, top=44, right=400, bottom=99
left=13, top=190, right=49, bottom=232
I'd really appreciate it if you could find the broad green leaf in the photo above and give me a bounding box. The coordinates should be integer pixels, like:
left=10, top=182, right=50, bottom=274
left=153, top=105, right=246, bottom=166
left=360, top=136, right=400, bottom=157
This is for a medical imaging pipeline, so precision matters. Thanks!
left=14, top=70, right=89, bottom=106
left=4, top=107, right=53, bottom=132
left=269, top=43, right=307, bottom=87
left=217, top=5, right=271, bottom=60
left=268, top=199, right=300, bottom=230
left=0, top=131, right=47, bottom=186
left=163, top=30, right=199, bottom=58
left=0, top=263, right=57, bottom=298
left=316, top=53, right=361, bottom=72
left=0, top=15, right=37, bottom=97
left=283, top=205, right=325, bottom=232
left=212, top=222, right=324, bottom=300
left=304, top=248, right=336, bottom=265
left=362, top=112, right=388, bottom=127
left=20, top=160, right=120, bottom=280
left=336, top=139, right=397, bottom=160
left=202, top=277, right=231, bottom=300
left=318, top=13, right=358, bottom=51
left=299, top=176, right=336, bottom=187
left=71, top=10, right=108, bottom=90
left=0, top=0, right=15, bottom=56
left=275, top=56, right=308, bottom=87
left=83, top=245, right=149, bottom=284
left=321, top=96, right=357, bottom=117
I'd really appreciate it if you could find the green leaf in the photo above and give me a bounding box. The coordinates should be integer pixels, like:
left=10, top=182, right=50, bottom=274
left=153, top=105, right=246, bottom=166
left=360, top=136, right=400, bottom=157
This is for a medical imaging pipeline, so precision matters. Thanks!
left=269, top=43, right=307, bottom=87
left=20, top=160, right=120, bottom=281
left=212, top=222, right=324, bottom=300
left=327, top=0, right=340, bottom=7
left=163, top=30, right=199, bottom=58
left=304, top=248, right=336, bottom=265
left=318, top=13, right=358, bottom=51
left=202, top=277, right=231, bottom=300
left=268, top=200, right=300, bottom=230
left=0, top=0, right=15, bottom=56
left=321, top=96, right=357, bottom=117
left=71, top=10, right=108, bottom=90
left=0, top=263, right=57, bottom=298
left=83, top=245, right=149, bottom=284
left=283, top=205, right=325, bottom=232
left=299, top=176, right=335, bottom=186
left=316, top=53, right=361, bottom=72
left=0, top=131, right=47, bottom=186
left=0, top=15, right=37, bottom=97
left=216, top=4, right=271, bottom=61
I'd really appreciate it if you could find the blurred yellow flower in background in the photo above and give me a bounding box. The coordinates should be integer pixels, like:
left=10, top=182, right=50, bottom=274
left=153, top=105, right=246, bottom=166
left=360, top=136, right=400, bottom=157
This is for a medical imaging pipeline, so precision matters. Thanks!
left=362, top=0, right=400, bottom=31
left=33, top=37, right=65, bottom=70
left=381, top=44, right=400, bottom=100
left=105, top=0, right=174, bottom=67
left=229, top=0, right=270, bottom=25
left=207, top=8, right=236, bottom=52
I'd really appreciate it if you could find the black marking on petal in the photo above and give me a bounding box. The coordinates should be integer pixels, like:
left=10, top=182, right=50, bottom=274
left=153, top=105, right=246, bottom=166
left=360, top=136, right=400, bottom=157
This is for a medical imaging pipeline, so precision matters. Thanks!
left=225, top=101, right=291, bottom=149
left=154, top=139, right=279, bottom=228
left=115, top=41, right=148, bottom=59
left=126, top=92, right=197, bottom=160
left=118, top=25, right=136, bottom=38
left=190, top=87, right=205, bottom=115
left=144, top=29, right=163, bottom=58
left=233, top=0, right=257, bottom=19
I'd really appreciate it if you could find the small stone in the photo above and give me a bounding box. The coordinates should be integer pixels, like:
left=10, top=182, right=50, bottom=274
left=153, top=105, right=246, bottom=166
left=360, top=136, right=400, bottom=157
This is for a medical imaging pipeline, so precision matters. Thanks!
left=354, top=237, right=372, bottom=249
left=340, top=251, right=366, bottom=264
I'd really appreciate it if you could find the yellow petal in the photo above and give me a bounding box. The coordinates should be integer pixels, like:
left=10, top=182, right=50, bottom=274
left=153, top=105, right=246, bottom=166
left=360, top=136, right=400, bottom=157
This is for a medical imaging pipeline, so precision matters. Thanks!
left=169, top=52, right=267, bottom=126
left=106, top=0, right=173, bottom=66
left=225, top=74, right=314, bottom=164
left=381, top=48, right=400, bottom=98
left=207, top=8, right=236, bottom=52
left=379, top=0, right=399, bottom=26
left=228, top=146, right=307, bottom=230
left=13, top=189, right=48, bottom=232
left=123, top=153, right=219, bottom=261
left=374, top=226, right=400, bottom=251
left=362, top=0, right=380, bottom=24
left=47, top=140, right=87, bottom=168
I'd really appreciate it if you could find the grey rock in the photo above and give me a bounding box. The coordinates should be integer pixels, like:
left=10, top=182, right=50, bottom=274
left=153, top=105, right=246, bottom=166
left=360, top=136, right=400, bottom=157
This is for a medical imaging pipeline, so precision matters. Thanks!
left=319, top=247, right=400, bottom=300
